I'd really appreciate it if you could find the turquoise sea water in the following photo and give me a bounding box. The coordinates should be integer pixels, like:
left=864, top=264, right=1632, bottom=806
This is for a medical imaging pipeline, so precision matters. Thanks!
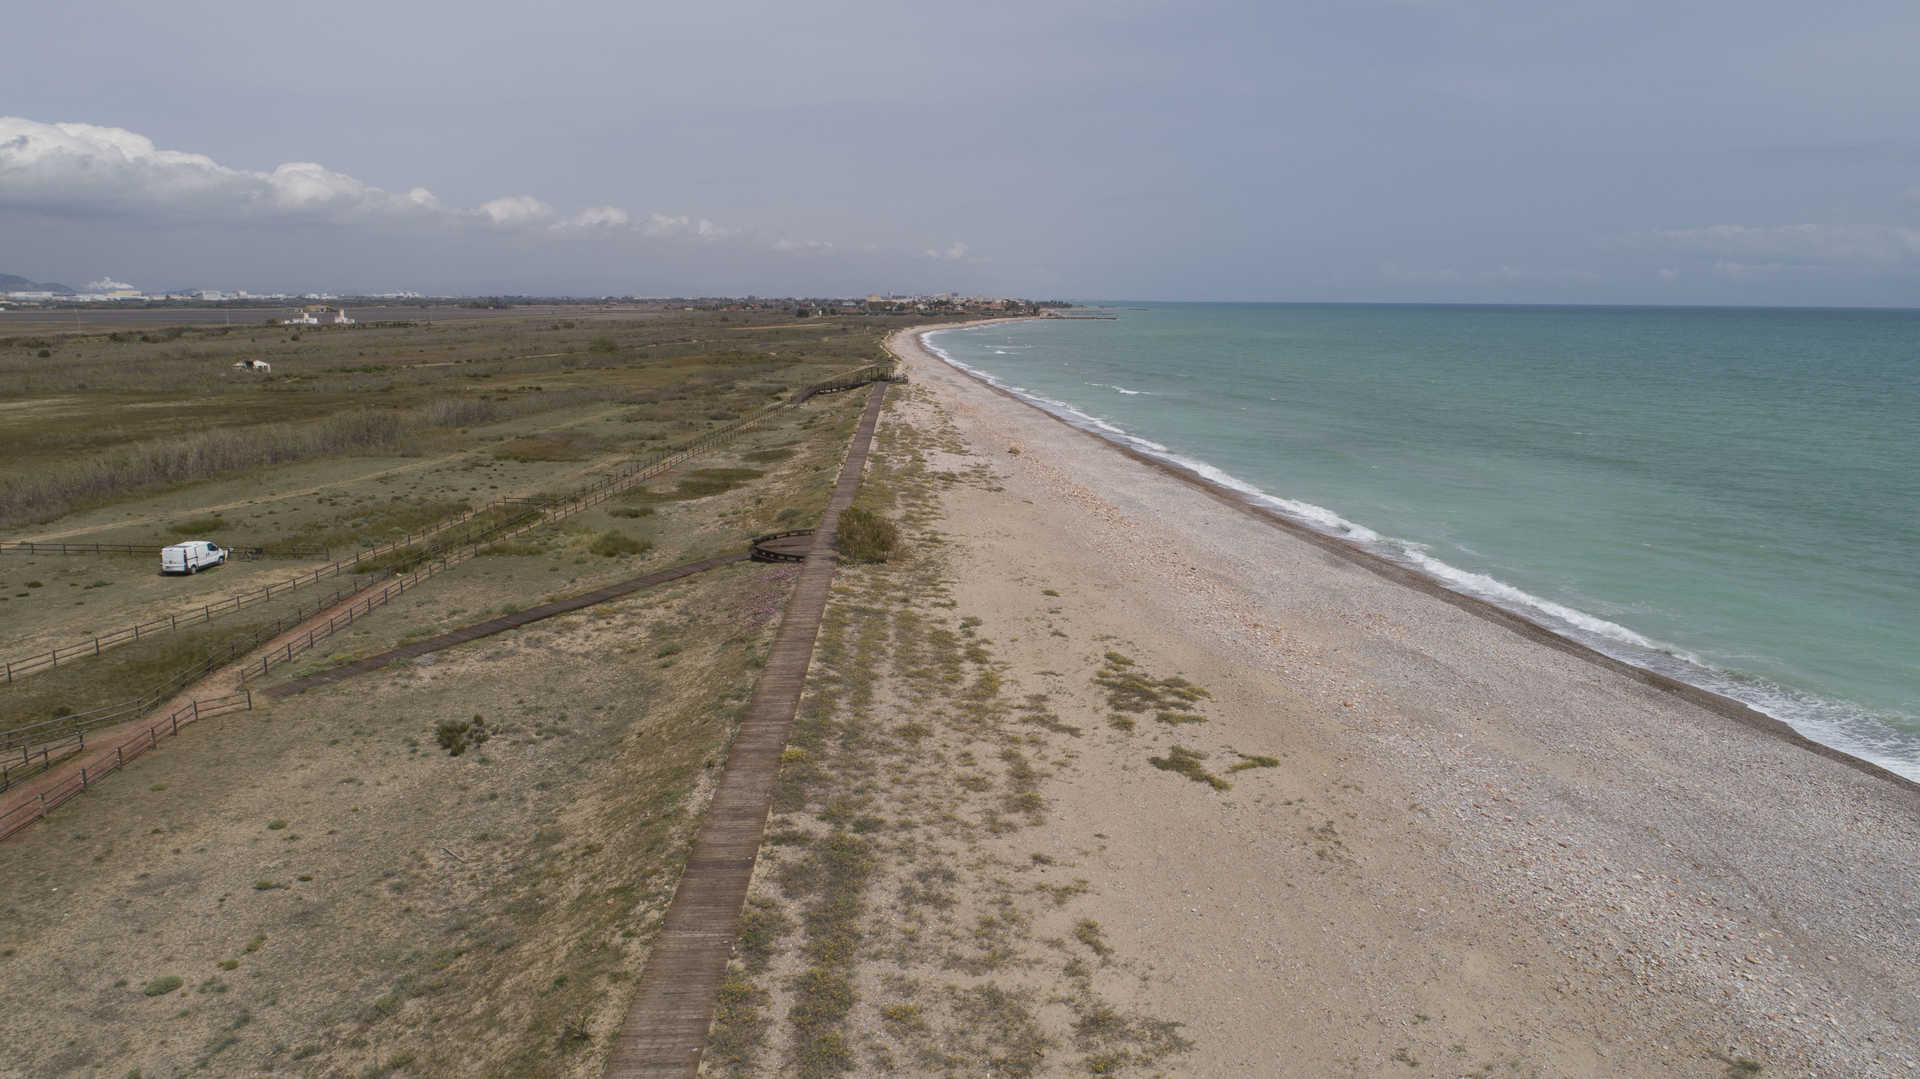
left=925, top=304, right=1920, bottom=780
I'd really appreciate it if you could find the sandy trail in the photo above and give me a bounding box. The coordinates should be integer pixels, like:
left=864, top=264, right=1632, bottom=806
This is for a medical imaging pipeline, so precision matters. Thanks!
left=885, top=325, right=1920, bottom=1078
left=0, top=574, right=390, bottom=817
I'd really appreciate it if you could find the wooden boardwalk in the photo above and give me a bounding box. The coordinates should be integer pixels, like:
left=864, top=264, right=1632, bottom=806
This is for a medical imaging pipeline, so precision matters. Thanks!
left=264, top=553, right=747, bottom=699
left=603, top=383, right=890, bottom=1078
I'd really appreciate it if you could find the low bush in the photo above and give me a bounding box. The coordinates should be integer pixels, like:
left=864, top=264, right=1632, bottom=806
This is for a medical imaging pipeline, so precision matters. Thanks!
left=589, top=530, right=651, bottom=558
left=435, top=715, right=491, bottom=756
left=835, top=506, right=899, bottom=564
left=142, top=976, right=183, bottom=997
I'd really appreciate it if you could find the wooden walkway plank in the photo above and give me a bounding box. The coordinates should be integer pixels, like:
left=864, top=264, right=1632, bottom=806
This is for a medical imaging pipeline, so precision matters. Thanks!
left=603, top=383, right=890, bottom=1078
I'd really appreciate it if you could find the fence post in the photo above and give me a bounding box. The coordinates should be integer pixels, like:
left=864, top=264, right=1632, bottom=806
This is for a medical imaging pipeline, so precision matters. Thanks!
left=192, top=700, right=200, bottom=721
left=246, top=689, right=253, bottom=710
left=79, top=767, right=87, bottom=789
left=172, top=712, right=179, bottom=735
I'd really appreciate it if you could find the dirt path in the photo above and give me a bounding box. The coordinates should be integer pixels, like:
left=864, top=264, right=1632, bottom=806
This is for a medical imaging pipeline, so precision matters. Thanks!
left=603, top=383, right=889, bottom=1079
left=266, top=552, right=749, bottom=698
left=0, top=573, right=391, bottom=821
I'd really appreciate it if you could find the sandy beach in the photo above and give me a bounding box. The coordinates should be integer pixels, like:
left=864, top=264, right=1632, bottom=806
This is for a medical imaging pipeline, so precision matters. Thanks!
left=872, top=324, right=1920, bottom=1077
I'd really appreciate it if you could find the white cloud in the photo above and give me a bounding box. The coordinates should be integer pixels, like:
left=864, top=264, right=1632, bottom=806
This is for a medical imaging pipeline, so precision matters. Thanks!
left=1656, top=267, right=1678, bottom=282
left=561, top=205, right=631, bottom=229
left=0, top=115, right=741, bottom=246
left=0, top=115, right=987, bottom=281
left=85, top=276, right=133, bottom=290
left=0, top=117, right=437, bottom=223
left=479, top=194, right=555, bottom=227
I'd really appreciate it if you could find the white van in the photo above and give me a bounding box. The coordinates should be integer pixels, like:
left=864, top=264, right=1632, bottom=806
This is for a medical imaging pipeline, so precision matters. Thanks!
left=160, top=541, right=227, bottom=575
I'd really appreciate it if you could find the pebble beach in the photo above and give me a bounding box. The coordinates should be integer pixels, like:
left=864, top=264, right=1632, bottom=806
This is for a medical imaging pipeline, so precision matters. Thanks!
left=889, top=323, right=1920, bottom=1077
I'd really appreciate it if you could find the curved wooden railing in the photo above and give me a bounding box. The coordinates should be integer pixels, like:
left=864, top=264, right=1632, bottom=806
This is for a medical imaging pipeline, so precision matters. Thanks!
left=749, top=530, right=814, bottom=563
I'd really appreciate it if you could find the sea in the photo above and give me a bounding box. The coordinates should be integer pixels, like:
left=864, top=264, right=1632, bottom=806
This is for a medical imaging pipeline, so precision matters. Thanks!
left=923, top=303, right=1920, bottom=781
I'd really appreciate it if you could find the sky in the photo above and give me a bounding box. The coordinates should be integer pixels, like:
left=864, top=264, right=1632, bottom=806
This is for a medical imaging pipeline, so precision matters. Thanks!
left=4, top=0, right=1920, bottom=304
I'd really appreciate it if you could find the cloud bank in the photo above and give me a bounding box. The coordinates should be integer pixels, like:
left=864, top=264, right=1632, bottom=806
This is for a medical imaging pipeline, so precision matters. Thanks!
left=0, top=116, right=734, bottom=243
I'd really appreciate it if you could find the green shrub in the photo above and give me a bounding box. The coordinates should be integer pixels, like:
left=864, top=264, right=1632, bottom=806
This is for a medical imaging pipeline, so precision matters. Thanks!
left=436, top=715, right=491, bottom=756
left=589, top=530, right=651, bottom=558
left=142, top=976, right=183, bottom=997
left=836, top=506, right=899, bottom=564
left=168, top=517, right=223, bottom=536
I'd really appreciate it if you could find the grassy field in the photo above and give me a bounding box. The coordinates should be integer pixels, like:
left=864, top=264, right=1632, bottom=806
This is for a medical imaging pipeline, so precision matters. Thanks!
left=0, top=308, right=950, bottom=1077
left=0, top=307, right=917, bottom=529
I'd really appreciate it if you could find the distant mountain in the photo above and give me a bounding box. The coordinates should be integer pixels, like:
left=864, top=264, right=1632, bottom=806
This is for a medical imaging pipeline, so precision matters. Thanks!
left=0, top=273, right=75, bottom=294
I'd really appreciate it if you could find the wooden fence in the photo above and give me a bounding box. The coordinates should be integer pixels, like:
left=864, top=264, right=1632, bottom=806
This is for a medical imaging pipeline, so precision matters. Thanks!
left=0, top=731, right=84, bottom=794
left=3, top=363, right=898, bottom=689
left=789, top=362, right=899, bottom=404
left=0, top=363, right=902, bottom=843
left=231, top=365, right=897, bottom=685
left=0, top=583, right=376, bottom=755
left=0, top=691, right=252, bottom=841
left=0, top=540, right=329, bottom=560
left=0, top=501, right=544, bottom=684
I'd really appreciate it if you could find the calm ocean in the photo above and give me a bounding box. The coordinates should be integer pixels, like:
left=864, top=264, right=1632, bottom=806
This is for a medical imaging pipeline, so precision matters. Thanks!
left=924, top=304, right=1920, bottom=780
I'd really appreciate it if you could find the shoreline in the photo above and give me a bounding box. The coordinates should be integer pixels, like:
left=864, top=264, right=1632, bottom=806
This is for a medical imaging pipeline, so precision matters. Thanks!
left=883, top=322, right=1919, bottom=1074
left=896, top=321, right=1917, bottom=794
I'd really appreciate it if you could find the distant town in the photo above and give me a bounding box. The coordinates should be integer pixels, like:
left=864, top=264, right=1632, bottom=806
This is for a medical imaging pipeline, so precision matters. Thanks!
left=0, top=273, right=1061, bottom=318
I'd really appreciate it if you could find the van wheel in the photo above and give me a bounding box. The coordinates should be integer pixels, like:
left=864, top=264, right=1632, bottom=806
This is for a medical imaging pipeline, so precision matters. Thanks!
left=188, top=563, right=197, bottom=574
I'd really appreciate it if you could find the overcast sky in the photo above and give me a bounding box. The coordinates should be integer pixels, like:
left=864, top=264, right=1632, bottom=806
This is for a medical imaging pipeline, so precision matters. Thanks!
left=5, top=0, right=1920, bottom=304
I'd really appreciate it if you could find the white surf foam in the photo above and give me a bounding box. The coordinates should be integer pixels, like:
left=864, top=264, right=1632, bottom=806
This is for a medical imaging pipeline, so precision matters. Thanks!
left=917, top=327, right=1920, bottom=781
